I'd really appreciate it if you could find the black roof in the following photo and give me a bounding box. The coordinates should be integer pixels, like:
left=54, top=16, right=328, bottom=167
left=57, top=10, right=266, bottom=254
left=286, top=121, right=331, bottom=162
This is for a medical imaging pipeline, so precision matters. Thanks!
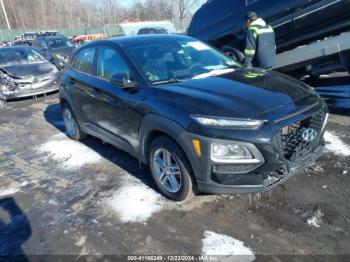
left=36, top=35, right=67, bottom=40
left=94, top=34, right=193, bottom=47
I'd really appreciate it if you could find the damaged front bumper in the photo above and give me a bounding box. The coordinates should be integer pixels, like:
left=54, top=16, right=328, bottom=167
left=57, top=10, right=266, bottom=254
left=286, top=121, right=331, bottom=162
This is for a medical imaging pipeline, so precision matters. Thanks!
left=0, top=72, right=61, bottom=101
left=196, top=143, right=325, bottom=195
left=180, top=104, right=328, bottom=195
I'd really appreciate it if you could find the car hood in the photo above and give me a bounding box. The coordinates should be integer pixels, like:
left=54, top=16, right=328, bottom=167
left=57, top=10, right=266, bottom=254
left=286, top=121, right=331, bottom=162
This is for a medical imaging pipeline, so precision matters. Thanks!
left=0, top=62, right=58, bottom=79
left=52, top=46, right=76, bottom=58
left=155, top=68, right=319, bottom=120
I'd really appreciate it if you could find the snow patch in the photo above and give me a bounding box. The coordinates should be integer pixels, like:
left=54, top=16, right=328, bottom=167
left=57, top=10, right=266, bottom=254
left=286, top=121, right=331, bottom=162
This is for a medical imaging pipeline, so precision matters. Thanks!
left=307, top=208, right=324, bottom=228
left=0, top=187, right=20, bottom=197
left=202, top=231, right=255, bottom=261
left=106, top=179, right=163, bottom=223
left=324, top=132, right=350, bottom=156
left=37, top=133, right=102, bottom=170
left=75, top=236, right=87, bottom=247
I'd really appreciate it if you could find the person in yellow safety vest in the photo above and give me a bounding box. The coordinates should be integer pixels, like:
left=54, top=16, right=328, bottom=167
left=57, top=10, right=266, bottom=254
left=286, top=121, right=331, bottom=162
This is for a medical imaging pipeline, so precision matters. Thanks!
left=244, top=11, right=276, bottom=69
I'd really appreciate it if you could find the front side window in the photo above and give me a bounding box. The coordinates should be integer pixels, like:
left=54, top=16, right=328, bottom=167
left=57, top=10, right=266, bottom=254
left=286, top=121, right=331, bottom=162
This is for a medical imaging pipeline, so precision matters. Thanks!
left=71, top=47, right=96, bottom=74
left=126, top=39, right=239, bottom=84
left=96, top=46, right=131, bottom=81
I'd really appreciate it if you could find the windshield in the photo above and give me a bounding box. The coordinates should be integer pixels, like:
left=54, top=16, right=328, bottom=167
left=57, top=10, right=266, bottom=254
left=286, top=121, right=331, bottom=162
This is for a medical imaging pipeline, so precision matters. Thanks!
left=48, top=37, right=74, bottom=48
left=0, top=48, right=47, bottom=67
left=126, top=39, right=240, bottom=84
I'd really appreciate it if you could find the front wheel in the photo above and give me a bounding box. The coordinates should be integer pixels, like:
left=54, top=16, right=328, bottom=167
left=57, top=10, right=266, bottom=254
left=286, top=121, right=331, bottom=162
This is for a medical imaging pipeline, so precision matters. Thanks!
left=149, top=137, right=195, bottom=202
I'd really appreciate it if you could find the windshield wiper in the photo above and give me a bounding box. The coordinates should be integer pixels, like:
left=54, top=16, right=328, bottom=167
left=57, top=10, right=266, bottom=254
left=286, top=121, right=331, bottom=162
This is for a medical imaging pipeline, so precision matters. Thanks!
left=153, top=78, right=185, bottom=85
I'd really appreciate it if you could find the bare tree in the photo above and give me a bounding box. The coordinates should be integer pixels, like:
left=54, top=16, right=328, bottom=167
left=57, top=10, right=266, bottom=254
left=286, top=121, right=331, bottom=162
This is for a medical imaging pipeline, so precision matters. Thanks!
left=0, top=0, right=204, bottom=30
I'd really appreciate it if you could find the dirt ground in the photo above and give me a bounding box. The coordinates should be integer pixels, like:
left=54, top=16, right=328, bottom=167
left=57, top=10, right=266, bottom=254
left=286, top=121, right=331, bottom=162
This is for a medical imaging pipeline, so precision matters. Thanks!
left=0, top=94, right=350, bottom=261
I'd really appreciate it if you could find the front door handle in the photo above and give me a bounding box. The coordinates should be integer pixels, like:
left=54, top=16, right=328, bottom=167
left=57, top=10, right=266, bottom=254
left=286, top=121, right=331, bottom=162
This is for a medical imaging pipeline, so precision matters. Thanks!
left=105, top=99, right=123, bottom=107
left=92, top=89, right=102, bottom=97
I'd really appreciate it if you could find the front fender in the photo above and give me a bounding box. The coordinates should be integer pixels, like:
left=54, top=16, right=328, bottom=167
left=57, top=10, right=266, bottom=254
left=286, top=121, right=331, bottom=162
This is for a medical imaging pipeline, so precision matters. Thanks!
left=139, top=114, right=191, bottom=164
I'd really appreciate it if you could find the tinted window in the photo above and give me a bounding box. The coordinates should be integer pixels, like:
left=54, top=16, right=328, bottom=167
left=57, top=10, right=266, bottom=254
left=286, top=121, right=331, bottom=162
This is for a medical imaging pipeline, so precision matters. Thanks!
left=48, top=37, right=73, bottom=48
left=96, top=46, right=130, bottom=81
left=72, top=47, right=96, bottom=74
left=36, top=39, right=48, bottom=49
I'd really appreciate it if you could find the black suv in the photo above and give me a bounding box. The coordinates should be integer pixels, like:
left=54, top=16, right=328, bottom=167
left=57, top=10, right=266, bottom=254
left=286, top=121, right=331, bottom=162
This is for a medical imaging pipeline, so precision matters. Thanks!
left=188, top=0, right=350, bottom=60
left=32, top=36, right=76, bottom=69
left=60, top=35, right=328, bottom=201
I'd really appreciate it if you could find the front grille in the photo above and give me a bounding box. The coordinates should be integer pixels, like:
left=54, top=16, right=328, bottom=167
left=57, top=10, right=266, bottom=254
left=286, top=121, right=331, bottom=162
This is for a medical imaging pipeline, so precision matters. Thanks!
left=272, top=110, right=326, bottom=163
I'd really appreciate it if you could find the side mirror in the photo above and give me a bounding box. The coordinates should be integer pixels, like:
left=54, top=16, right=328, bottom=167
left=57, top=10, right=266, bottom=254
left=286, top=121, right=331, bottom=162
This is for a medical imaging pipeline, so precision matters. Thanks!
left=111, top=73, right=138, bottom=89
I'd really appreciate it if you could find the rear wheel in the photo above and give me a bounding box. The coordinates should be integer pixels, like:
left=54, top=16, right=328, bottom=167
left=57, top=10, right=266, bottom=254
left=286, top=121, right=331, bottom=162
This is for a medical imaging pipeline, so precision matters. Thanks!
left=149, top=136, right=195, bottom=202
left=62, top=104, right=86, bottom=141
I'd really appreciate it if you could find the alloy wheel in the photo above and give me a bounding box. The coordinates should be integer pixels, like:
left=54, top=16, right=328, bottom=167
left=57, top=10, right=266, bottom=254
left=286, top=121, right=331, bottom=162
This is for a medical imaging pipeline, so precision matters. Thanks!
left=152, top=148, right=182, bottom=193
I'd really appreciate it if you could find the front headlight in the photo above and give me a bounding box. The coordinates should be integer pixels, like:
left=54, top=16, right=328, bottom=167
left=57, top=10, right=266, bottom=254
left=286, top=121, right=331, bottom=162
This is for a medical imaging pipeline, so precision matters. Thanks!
left=211, top=142, right=263, bottom=164
left=54, top=54, right=68, bottom=63
left=192, top=115, right=265, bottom=129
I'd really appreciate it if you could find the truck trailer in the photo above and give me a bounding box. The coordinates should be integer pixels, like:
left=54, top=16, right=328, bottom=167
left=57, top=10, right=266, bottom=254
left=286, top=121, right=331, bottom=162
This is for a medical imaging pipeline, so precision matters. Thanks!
left=188, top=0, right=350, bottom=77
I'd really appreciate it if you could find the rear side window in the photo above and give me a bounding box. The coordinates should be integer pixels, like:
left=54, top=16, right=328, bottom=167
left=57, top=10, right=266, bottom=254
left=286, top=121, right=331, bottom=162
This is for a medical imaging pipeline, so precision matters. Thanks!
left=72, top=47, right=96, bottom=74
left=96, top=46, right=131, bottom=81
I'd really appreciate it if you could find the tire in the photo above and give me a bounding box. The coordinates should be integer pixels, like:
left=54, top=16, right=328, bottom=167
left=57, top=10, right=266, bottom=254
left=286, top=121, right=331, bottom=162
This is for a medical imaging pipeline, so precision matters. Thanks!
left=222, top=46, right=245, bottom=63
left=62, top=103, right=86, bottom=141
left=148, top=136, right=195, bottom=202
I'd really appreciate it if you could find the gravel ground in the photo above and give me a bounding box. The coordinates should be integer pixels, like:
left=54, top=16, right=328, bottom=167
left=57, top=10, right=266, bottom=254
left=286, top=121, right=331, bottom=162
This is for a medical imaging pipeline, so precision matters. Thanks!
left=0, top=94, right=350, bottom=261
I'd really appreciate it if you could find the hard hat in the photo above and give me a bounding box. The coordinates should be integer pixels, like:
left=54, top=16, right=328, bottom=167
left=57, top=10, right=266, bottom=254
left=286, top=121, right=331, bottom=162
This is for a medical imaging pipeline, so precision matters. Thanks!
left=246, top=11, right=258, bottom=20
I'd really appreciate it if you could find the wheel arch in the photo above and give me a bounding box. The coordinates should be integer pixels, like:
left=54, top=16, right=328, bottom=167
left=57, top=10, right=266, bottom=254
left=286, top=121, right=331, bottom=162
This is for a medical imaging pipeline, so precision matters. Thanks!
left=139, top=114, right=191, bottom=165
left=139, top=114, right=199, bottom=193
left=59, top=89, right=80, bottom=120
